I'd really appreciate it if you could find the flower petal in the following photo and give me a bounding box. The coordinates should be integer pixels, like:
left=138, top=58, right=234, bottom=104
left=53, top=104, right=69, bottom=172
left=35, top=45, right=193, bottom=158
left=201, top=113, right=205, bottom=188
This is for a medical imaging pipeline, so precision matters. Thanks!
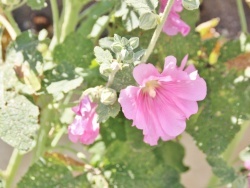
left=133, top=64, right=160, bottom=85
left=119, top=86, right=139, bottom=120
left=163, top=78, right=207, bottom=101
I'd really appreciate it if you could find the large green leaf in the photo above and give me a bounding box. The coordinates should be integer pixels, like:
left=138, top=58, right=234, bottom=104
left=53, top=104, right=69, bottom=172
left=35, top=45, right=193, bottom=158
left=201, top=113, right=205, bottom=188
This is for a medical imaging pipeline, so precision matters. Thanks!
left=53, top=33, right=94, bottom=68
left=104, top=140, right=183, bottom=188
left=26, top=0, right=46, bottom=10
left=18, top=155, right=91, bottom=188
left=0, top=92, right=39, bottom=152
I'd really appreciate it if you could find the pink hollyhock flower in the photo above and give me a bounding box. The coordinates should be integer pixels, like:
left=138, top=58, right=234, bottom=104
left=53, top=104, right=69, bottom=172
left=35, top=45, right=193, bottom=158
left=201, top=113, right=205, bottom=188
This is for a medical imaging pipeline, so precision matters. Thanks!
left=68, top=96, right=99, bottom=145
left=245, top=160, right=250, bottom=170
left=118, top=55, right=207, bottom=145
left=160, top=0, right=190, bottom=36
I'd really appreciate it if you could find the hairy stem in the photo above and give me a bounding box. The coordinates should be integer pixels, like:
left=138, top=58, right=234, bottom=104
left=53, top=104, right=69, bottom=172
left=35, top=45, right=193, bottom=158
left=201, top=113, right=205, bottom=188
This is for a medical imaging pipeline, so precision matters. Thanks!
left=49, top=0, right=60, bottom=50
left=141, top=0, right=174, bottom=62
left=4, top=149, right=23, bottom=188
left=2, top=9, right=21, bottom=37
left=59, top=0, right=89, bottom=43
left=236, top=0, right=248, bottom=34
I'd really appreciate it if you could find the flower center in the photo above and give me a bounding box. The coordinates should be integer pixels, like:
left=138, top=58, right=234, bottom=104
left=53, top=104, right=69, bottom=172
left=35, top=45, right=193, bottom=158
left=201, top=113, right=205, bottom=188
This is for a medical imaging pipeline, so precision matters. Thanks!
left=142, top=80, right=159, bottom=98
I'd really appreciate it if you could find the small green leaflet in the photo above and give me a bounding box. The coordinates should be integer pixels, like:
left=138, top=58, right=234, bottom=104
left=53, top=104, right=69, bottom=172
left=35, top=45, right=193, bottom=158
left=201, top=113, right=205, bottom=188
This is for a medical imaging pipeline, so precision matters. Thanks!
left=182, top=0, right=200, bottom=10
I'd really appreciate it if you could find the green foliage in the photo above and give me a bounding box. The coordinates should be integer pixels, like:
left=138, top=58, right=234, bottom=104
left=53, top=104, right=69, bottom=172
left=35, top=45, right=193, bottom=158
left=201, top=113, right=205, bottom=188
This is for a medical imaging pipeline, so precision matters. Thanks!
left=53, top=33, right=93, bottom=68
left=46, top=77, right=83, bottom=101
left=10, top=31, right=43, bottom=72
left=18, top=156, right=91, bottom=188
left=96, top=101, right=120, bottom=123
left=111, top=65, right=136, bottom=91
left=207, top=156, right=237, bottom=184
left=26, top=0, right=46, bottom=10
left=94, top=46, right=113, bottom=65
left=0, top=92, right=39, bottom=153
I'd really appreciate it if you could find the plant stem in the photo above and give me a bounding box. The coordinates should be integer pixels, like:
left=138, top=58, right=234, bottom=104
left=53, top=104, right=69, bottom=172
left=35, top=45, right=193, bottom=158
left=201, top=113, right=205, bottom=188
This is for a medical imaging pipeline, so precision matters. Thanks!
left=236, top=0, right=248, bottom=34
left=2, top=9, right=21, bottom=37
left=59, top=0, right=89, bottom=43
left=4, top=149, right=23, bottom=188
left=51, top=126, right=66, bottom=147
left=49, top=0, right=60, bottom=50
left=141, top=0, right=174, bottom=63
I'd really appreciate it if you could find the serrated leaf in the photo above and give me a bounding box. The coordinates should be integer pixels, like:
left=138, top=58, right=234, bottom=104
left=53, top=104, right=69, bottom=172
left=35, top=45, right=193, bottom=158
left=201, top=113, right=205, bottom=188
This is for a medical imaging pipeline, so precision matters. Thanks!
left=89, top=16, right=110, bottom=38
left=94, top=46, right=113, bottom=64
left=139, top=12, right=158, bottom=30
left=53, top=33, right=93, bottom=68
left=111, top=65, right=136, bottom=91
left=27, top=0, right=46, bottom=10
left=0, top=92, right=39, bottom=152
left=124, top=9, right=140, bottom=32
left=207, top=156, right=237, bottom=184
left=46, top=77, right=83, bottom=101
left=104, top=140, right=183, bottom=188
left=96, top=101, right=120, bottom=123
left=125, top=0, right=158, bottom=14
left=18, top=156, right=91, bottom=188
left=9, top=31, right=43, bottom=74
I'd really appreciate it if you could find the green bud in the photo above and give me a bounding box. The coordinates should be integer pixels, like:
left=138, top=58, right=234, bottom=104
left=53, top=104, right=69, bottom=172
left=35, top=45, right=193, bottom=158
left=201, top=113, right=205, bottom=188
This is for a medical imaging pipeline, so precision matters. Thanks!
left=83, top=86, right=102, bottom=102
left=111, top=42, right=123, bottom=53
left=129, top=37, right=139, bottom=49
left=100, top=88, right=117, bottom=105
left=139, top=12, right=158, bottom=30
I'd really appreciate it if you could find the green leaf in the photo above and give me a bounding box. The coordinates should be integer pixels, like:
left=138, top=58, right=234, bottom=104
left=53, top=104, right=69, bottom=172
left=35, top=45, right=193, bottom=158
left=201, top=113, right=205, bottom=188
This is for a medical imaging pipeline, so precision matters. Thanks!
left=94, top=46, right=113, bottom=65
left=9, top=31, right=43, bottom=74
left=89, top=15, right=110, bottom=38
left=115, top=2, right=140, bottom=32
left=104, top=140, right=183, bottom=188
left=111, top=65, right=136, bottom=91
left=26, top=0, right=46, bottom=10
left=53, top=33, right=94, bottom=68
left=46, top=77, right=84, bottom=101
left=154, top=141, right=189, bottom=173
left=182, top=0, right=200, bottom=10
left=0, top=92, right=39, bottom=153
left=96, top=101, right=120, bottom=123
left=232, top=176, right=249, bottom=188
left=18, top=156, right=91, bottom=188
left=139, top=12, right=158, bottom=30
left=125, top=0, right=158, bottom=14
left=207, top=156, right=237, bottom=184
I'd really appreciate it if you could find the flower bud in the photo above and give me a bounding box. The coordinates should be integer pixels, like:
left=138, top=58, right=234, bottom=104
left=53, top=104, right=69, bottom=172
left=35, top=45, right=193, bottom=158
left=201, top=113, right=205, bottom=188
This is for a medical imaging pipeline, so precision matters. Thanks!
left=100, top=88, right=117, bottom=105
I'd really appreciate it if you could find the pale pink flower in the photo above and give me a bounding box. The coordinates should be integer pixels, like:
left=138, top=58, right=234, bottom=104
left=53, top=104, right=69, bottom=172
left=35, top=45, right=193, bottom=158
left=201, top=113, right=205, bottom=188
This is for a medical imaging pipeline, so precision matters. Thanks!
left=68, top=96, right=99, bottom=145
left=160, top=0, right=190, bottom=36
left=118, top=55, right=207, bottom=145
left=244, top=160, right=250, bottom=170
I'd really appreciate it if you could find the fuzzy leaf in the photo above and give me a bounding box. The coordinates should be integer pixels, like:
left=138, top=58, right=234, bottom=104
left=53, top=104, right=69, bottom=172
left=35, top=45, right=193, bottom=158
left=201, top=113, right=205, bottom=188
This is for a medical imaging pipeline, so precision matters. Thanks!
left=0, top=92, right=39, bottom=152
left=94, top=46, right=113, bottom=65
left=18, top=156, right=91, bottom=187
left=125, top=0, right=158, bottom=14
left=53, top=34, right=93, bottom=68
left=111, top=65, right=136, bottom=91
left=27, top=0, right=46, bottom=10
left=46, top=77, right=84, bottom=101
left=96, top=101, right=120, bottom=123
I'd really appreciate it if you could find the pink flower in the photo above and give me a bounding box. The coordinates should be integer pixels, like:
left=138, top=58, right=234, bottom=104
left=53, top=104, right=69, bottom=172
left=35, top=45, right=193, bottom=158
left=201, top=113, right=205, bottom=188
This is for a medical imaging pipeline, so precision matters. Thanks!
left=245, top=160, right=250, bottom=170
left=160, top=0, right=190, bottom=36
left=68, top=96, right=99, bottom=145
left=118, top=55, right=207, bottom=145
